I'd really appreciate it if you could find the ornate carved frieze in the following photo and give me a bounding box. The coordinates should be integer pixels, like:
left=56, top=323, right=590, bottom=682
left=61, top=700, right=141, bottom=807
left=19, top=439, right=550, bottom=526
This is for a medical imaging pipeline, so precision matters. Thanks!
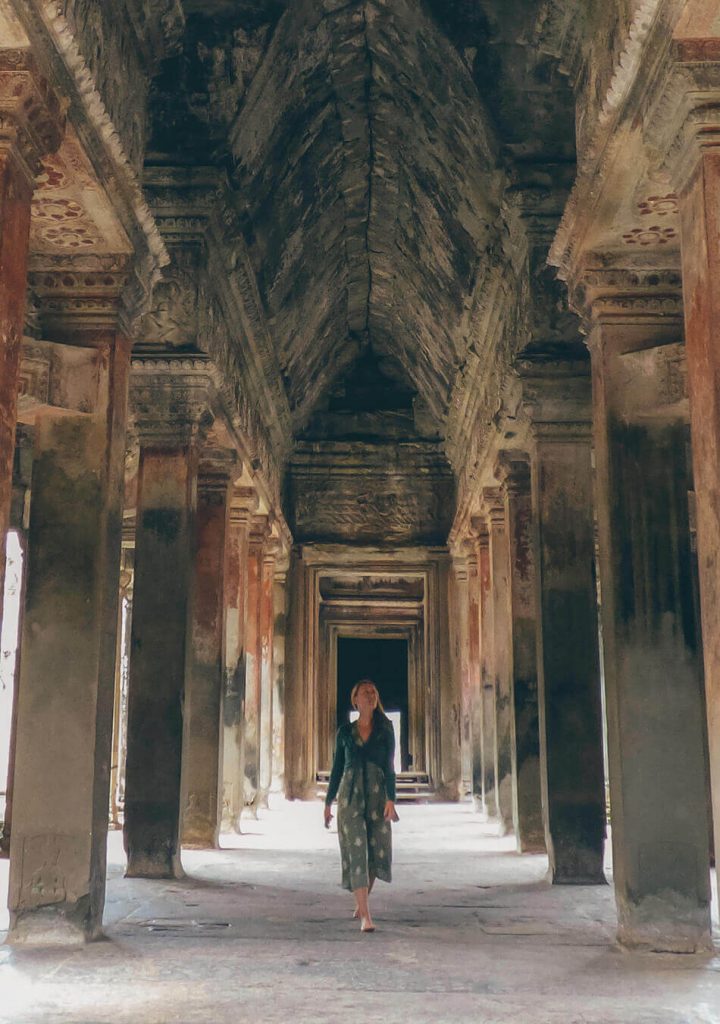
left=0, top=48, right=64, bottom=181
left=570, top=263, right=684, bottom=326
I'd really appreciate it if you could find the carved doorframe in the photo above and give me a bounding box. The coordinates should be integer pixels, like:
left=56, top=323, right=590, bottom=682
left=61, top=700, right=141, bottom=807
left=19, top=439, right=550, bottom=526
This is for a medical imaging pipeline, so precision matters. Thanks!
left=318, top=617, right=426, bottom=772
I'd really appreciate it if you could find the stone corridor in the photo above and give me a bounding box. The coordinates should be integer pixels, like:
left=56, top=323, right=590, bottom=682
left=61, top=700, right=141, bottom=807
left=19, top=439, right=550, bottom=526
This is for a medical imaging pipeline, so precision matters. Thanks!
left=1, top=803, right=719, bottom=1024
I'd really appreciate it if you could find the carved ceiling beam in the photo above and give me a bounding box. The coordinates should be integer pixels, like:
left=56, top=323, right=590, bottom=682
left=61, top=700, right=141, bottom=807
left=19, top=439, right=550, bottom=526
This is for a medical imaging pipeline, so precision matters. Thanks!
left=9, top=0, right=170, bottom=325
left=129, top=356, right=217, bottom=448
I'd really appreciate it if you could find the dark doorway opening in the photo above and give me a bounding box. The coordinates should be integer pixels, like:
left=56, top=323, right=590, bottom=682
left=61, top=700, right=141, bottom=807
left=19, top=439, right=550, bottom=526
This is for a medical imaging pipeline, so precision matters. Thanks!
left=336, top=637, right=410, bottom=770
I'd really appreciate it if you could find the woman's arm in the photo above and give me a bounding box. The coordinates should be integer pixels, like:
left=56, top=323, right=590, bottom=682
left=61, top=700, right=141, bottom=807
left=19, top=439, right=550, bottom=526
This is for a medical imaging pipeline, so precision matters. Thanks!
left=325, top=728, right=346, bottom=807
left=385, top=724, right=397, bottom=811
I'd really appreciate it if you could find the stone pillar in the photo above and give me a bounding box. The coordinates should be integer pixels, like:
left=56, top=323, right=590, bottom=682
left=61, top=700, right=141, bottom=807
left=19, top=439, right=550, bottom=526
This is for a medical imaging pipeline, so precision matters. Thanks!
left=8, top=334, right=132, bottom=943
left=0, top=56, right=63, bottom=626
left=221, top=490, right=256, bottom=832
left=467, top=544, right=484, bottom=813
left=452, top=552, right=472, bottom=795
left=437, top=554, right=462, bottom=800
left=676, top=121, right=720, bottom=919
left=521, top=357, right=606, bottom=884
left=271, top=555, right=289, bottom=796
left=483, top=488, right=514, bottom=834
left=285, top=547, right=315, bottom=799
left=590, top=309, right=711, bottom=950
left=123, top=364, right=212, bottom=878
left=181, top=456, right=234, bottom=848
left=496, top=453, right=545, bottom=853
left=474, top=522, right=497, bottom=818
left=258, top=537, right=277, bottom=807
left=243, top=516, right=267, bottom=809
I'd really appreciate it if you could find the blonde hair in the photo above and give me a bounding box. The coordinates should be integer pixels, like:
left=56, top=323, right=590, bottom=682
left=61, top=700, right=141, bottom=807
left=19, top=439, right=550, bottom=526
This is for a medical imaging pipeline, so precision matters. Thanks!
left=350, top=678, right=385, bottom=714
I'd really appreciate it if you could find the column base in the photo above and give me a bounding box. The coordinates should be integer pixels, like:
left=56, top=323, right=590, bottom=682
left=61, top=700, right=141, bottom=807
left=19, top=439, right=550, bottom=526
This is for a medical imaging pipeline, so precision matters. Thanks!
left=517, top=832, right=546, bottom=855
left=617, top=898, right=712, bottom=954
left=125, top=852, right=184, bottom=879
left=8, top=901, right=100, bottom=947
left=182, top=813, right=220, bottom=850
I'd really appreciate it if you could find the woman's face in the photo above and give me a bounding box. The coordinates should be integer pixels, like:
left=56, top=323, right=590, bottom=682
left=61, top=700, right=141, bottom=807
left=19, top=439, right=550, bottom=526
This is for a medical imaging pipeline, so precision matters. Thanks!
left=354, top=682, right=379, bottom=714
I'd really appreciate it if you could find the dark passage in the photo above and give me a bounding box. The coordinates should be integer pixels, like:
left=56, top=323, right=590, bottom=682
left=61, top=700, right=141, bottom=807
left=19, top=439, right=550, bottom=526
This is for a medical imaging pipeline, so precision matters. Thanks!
left=336, top=638, right=409, bottom=769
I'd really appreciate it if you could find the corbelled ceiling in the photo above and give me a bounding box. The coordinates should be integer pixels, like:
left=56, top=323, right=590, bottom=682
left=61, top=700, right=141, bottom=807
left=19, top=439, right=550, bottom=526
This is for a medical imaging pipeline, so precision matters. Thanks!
left=150, top=0, right=577, bottom=440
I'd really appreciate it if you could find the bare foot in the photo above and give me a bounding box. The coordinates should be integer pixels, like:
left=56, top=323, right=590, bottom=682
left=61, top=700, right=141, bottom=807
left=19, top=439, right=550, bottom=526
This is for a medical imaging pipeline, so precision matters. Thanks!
left=352, top=908, right=359, bottom=920
left=360, top=916, right=376, bottom=932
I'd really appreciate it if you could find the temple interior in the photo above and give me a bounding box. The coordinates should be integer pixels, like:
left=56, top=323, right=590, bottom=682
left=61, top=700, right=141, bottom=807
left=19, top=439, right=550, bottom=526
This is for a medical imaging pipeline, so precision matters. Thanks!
left=2, top=1, right=720, bottom=1020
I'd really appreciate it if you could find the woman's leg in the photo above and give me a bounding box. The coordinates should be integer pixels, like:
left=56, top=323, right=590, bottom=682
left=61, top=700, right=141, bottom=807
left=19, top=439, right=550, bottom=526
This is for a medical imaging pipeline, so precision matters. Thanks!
left=353, top=886, right=374, bottom=931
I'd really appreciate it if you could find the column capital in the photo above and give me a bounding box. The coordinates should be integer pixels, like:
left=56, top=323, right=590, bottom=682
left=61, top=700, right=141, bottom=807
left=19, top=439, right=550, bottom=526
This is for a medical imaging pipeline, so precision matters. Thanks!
left=249, top=513, right=271, bottom=549
left=28, top=255, right=134, bottom=341
left=0, top=50, right=65, bottom=186
left=229, top=486, right=259, bottom=528
left=568, top=264, right=685, bottom=340
left=197, top=448, right=238, bottom=498
left=130, top=357, right=216, bottom=447
left=481, top=486, right=506, bottom=528
left=494, top=450, right=531, bottom=496
left=516, top=355, right=592, bottom=442
left=469, top=514, right=490, bottom=550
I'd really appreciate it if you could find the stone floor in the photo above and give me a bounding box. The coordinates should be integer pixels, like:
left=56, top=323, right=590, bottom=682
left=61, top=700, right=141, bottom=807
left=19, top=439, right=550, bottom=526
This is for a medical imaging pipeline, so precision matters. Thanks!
left=1, top=802, right=720, bottom=1023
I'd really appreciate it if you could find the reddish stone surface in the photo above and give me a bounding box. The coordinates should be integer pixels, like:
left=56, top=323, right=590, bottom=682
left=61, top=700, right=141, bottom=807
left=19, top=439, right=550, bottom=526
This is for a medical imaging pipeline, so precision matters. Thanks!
left=680, top=149, right=720, bottom=882
left=0, top=150, right=33, bottom=625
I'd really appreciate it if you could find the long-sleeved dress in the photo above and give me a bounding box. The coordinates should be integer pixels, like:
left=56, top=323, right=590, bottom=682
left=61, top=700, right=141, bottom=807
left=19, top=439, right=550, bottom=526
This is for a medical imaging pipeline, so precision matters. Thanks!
left=325, top=717, right=396, bottom=891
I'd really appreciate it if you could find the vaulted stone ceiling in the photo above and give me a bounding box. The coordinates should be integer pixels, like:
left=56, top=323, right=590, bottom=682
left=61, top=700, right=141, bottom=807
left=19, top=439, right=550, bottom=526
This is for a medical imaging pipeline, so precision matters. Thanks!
left=149, top=0, right=577, bottom=441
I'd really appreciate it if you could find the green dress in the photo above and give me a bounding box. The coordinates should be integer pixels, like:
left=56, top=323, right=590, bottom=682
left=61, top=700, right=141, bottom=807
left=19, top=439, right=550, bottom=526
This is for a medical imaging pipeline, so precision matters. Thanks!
left=325, top=717, right=397, bottom=892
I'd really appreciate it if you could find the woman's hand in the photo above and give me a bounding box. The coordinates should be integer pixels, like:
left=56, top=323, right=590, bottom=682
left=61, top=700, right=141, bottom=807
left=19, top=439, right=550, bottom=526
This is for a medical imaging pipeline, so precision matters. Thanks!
left=384, top=800, right=398, bottom=822
left=323, top=804, right=333, bottom=829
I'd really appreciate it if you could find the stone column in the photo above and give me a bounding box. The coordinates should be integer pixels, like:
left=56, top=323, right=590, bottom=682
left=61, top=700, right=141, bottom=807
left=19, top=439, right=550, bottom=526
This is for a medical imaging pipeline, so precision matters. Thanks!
left=437, top=554, right=462, bottom=800
left=0, top=55, right=63, bottom=626
left=590, top=306, right=711, bottom=950
left=483, top=488, right=514, bottom=834
left=451, top=552, right=472, bottom=795
left=243, top=515, right=267, bottom=809
left=221, top=490, right=256, bottom=832
left=474, top=521, right=497, bottom=818
left=271, top=554, right=289, bottom=796
left=675, top=114, right=720, bottom=918
left=521, top=357, right=606, bottom=884
left=8, top=333, right=132, bottom=944
left=123, top=364, right=212, bottom=878
left=181, top=455, right=234, bottom=848
left=496, top=453, right=545, bottom=853
left=258, top=537, right=277, bottom=807
left=285, top=547, right=316, bottom=799
left=467, top=544, right=484, bottom=813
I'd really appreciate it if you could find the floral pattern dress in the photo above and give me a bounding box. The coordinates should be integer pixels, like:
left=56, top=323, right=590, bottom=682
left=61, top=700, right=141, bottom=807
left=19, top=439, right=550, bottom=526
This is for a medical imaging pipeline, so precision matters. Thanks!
left=325, top=718, right=396, bottom=891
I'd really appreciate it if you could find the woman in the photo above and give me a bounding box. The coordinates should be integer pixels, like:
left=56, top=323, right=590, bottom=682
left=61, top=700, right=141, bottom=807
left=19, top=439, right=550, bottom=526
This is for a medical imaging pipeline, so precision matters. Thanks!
left=324, top=679, right=398, bottom=932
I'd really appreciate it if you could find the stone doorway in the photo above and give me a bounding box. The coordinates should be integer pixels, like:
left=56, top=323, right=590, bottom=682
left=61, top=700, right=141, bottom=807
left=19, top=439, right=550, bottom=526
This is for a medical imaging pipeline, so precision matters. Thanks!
left=337, top=637, right=410, bottom=770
